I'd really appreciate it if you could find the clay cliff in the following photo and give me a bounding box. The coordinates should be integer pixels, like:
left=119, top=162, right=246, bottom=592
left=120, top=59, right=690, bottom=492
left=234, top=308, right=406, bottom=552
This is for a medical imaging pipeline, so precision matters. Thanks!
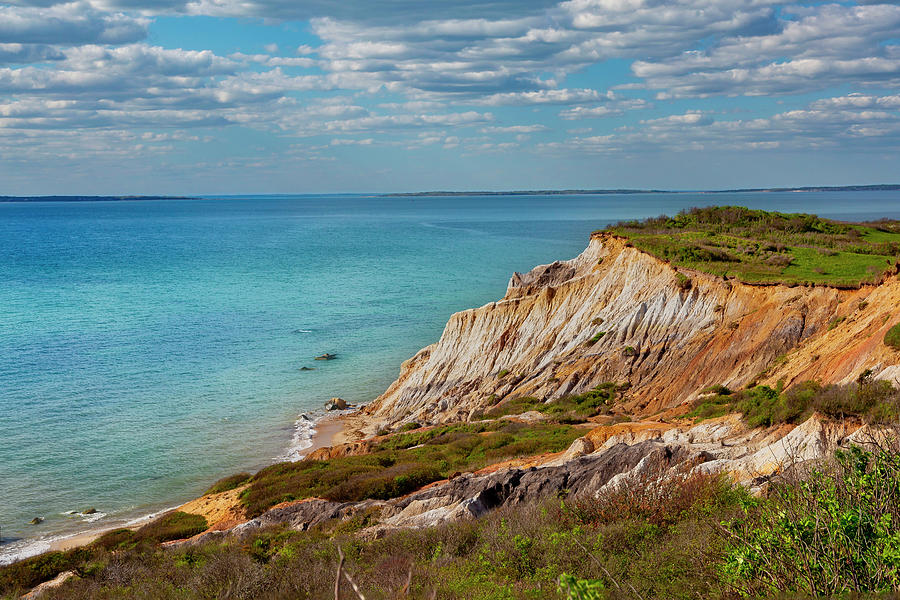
left=170, top=231, right=900, bottom=552
left=363, top=233, right=900, bottom=430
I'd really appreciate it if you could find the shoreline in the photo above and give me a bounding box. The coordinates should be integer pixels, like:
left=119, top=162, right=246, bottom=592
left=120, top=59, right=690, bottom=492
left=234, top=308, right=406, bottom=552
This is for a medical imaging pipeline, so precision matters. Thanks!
left=40, top=410, right=361, bottom=555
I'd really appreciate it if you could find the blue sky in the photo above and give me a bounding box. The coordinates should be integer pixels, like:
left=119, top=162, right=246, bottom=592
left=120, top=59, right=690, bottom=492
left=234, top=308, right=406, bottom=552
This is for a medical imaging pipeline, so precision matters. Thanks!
left=1, top=0, right=899, bottom=194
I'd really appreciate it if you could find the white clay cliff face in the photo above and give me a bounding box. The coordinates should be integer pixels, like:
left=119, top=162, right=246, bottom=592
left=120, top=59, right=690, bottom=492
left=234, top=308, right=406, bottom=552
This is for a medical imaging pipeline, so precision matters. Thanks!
left=364, top=234, right=900, bottom=430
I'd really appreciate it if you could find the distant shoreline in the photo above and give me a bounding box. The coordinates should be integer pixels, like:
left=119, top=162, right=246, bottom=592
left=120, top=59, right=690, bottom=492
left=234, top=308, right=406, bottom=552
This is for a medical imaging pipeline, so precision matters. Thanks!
left=383, top=184, right=900, bottom=197
left=2, top=185, right=899, bottom=202
left=0, top=196, right=198, bottom=203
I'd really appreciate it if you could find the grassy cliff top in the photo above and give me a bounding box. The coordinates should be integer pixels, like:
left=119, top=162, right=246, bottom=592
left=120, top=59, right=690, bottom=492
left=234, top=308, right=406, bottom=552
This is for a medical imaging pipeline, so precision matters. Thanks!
left=601, top=206, right=900, bottom=287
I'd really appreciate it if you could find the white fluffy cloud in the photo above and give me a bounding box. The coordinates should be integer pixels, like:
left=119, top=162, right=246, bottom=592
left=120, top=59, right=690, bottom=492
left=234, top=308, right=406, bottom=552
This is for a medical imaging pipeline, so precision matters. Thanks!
left=0, top=2, right=147, bottom=44
left=543, top=93, right=900, bottom=154
left=632, top=4, right=900, bottom=97
left=0, top=0, right=899, bottom=179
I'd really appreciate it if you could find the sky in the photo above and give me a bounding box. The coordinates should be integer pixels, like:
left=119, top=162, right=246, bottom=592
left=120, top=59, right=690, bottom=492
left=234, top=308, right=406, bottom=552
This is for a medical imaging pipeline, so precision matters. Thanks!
left=1, top=0, right=899, bottom=194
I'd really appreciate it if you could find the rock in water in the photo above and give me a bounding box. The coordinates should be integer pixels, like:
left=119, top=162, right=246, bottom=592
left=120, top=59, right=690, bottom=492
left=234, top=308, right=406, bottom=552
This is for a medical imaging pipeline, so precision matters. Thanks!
left=314, top=353, right=337, bottom=361
left=29, top=517, right=43, bottom=525
left=82, top=508, right=98, bottom=515
left=325, top=397, right=349, bottom=410
left=299, top=366, right=316, bottom=371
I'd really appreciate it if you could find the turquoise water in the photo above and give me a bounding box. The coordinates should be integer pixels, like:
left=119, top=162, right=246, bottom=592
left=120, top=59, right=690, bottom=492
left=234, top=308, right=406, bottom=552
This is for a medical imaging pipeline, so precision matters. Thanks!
left=2, top=192, right=899, bottom=561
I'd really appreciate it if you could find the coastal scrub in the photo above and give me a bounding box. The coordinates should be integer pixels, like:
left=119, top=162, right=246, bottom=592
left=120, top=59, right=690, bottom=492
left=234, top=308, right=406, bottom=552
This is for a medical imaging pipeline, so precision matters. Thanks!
left=603, top=206, right=900, bottom=287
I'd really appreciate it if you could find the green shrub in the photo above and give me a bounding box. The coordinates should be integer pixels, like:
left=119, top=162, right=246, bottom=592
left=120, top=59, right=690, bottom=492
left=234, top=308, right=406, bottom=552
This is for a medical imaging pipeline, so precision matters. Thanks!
left=623, top=346, right=637, bottom=357
left=0, top=548, right=93, bottom=596
left=701, top=384, right=732, bottom=396
left=584, top=331, right=606, bottom=345
left=886, top=322, right=900, bottom=350
left=559, top=573, right=605, bottom=599
left=241, top=422, right=582, bottom=517
left=689, top=380, right=900, bottom=427
left=497, top=369, right=510, bottom=379
left=135, top=511, right=208, bottom=543
left=203, top=472, right=251, bottom=495
left=92, top=528, right=138, bottom=551
left=324, top=462, right=441, bottom=502
left=723, top=445, right=900, bottom=597
left=828, top=316, right=846, bottom=330
left=675, top=272, right=692, bottom=290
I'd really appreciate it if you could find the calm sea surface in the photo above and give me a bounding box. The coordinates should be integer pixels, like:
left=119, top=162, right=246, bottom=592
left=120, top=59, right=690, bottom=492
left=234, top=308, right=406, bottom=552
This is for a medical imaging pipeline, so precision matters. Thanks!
left=2, top=192, right=899, bottom=561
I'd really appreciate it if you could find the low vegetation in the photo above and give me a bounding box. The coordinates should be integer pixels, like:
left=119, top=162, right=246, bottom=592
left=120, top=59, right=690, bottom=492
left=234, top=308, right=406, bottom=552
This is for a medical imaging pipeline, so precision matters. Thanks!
left=0, top=512, right=209, bottom=596
left=477, top=383, right=627, bottom=423
left=204, top=472, right=252, bottom=495
left=0, top=459, right=747, bottom=600
left=584, top=331, right=606, bottom=345
left=12, top=441, right=900, bottom=599
left=886, top=322, right=900, bottom=350
left=603, top=206, right=900, bottom=287
left=721, top=444, right=900, bottom=597
left=688, top=378, right=900, bottom=426
left=241, top=421, right=583, bottom=517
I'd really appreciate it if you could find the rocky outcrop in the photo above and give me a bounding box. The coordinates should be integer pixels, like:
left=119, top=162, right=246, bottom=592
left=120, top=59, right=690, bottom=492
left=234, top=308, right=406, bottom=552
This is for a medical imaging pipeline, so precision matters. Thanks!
left=361, top=234, right=900, bottom=431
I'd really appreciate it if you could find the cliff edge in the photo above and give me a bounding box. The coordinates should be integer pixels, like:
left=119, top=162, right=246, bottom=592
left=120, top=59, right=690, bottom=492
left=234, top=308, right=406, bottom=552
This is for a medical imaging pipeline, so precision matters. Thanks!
left=364, top=232, right=900, bottom=430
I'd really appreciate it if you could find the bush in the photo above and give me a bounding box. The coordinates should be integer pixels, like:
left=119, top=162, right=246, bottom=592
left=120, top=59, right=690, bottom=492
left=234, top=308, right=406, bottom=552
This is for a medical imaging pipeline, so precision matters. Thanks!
left=886, top=322, right=900, bottom=350
left=570, top=465, right=737, bottom=529
left=601, top=207, right=900, bottom=287
left=324, top=462, right=441, bottom=502
left=690, top=380, right=900, bottom=427
left=92, top=528, right=138, bottom=551
left=583, top=331, right=606, bottom=345
left=203, top=472, right=251, bottom=495
left=135, top=511, right=208, bottom=543
left=0, top=548, right=93, bottom=596
left=722, top=444, right=900, bottom=597
left=675, top=272, right=692, bottom=290
left=497, top=369, right=510, bottom=379
left=241, top=422, right=582, bottom=517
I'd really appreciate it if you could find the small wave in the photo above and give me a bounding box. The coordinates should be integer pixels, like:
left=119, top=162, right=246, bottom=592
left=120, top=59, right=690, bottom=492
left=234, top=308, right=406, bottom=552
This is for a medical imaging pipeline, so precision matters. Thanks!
left=278, top=411, right=321, bottom=462
left=0, top=536, right=53, bottom=566
left=59, top=510, right=107, bottom=523
left=80, top=512, right=107, bottom=523
left=1, top=504, right=182, bottom=566
left=291, top=328, right=313, bottom=334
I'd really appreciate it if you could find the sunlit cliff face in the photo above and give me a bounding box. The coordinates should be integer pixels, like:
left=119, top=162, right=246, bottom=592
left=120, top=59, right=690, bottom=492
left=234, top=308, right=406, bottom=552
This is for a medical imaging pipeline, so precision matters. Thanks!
left=365, top=234, right=900, bottom=429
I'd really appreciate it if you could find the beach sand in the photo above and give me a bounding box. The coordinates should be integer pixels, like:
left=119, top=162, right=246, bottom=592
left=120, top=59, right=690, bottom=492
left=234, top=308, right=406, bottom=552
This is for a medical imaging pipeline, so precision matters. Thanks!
left=303, top=412, right=350, bottom=453
left=49, top=512, right=159, bottom=552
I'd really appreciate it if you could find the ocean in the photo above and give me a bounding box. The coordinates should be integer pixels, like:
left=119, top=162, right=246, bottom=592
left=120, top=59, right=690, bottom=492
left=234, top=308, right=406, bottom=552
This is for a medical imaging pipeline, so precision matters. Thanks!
left=2, top=191, right=899, bottom=563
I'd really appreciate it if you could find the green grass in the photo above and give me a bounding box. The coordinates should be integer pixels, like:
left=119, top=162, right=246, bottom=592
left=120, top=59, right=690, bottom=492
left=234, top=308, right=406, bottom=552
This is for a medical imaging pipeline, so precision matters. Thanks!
left=583, top=331, right=606, bottom=345
left=886, top=322, right=900, bottom=350
left=240, top=421, right=584, bottom=517
left=131, top=512, right=209, bottom=545
left=603, top=206, right=900, bottom=287
left=203, top=472, right=251, bottom=495
left=688, top=379, right=900, bottom=426
left=480, top=384, right=625, bottom=423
